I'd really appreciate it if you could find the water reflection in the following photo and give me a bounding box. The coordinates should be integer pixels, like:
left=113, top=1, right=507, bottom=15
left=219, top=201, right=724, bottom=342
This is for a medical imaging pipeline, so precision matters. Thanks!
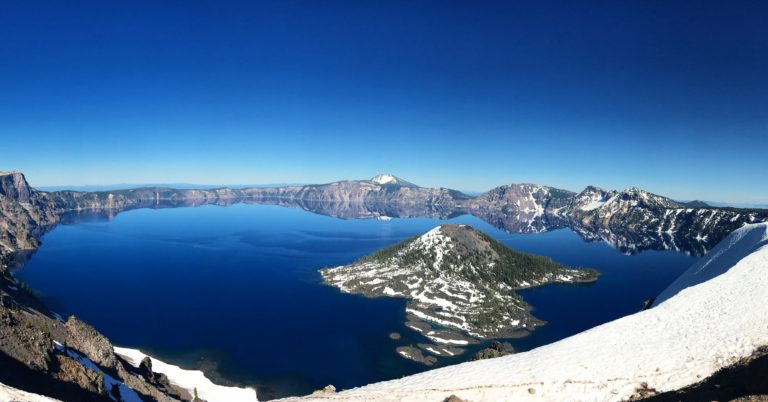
left=44, top=197, right=716, bottom=257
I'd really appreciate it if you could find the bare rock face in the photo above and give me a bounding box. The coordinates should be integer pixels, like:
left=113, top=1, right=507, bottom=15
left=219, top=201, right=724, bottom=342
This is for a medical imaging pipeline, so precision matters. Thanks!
left=0, top=171, right=32, bottom=203
left=0, top=172, right=61, bottom=263
left=469, top=183, right=574, bottom=214
left=65, top=316, right=118, bottom=370
left=52, top=354, right=106, bottom=395
left=470, top=340, right=514, bottom=361
left=138, top=356, right=154, bottom=378
left=0, top=304, right=55, bottom=372
left=116, top=362, right=183, bottom=402
left=135, top=355, right=175, bottom=392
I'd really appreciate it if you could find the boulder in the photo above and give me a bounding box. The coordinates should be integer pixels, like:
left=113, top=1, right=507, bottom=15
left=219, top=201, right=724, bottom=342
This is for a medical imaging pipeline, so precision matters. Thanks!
left=470, top=341, right=514, bottom=361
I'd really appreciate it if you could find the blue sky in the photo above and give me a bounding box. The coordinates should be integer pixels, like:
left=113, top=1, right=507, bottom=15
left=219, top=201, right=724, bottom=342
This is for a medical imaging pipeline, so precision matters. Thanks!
left=1, top=1, right=766, bottom=202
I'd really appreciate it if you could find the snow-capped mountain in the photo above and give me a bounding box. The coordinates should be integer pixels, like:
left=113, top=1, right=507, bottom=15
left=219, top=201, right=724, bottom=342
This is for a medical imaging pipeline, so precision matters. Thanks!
left=566, top=186, right=764, bottom=255
left=570, top=185, right=617, bottom=211
left=464, top=184, right=575, bottom=234
left=573, top=186, right=683, bottom=214
left=369, top=174, right=418, bottom=188
left=320, top=224, right=597, bottom=363
left=470, top=183, right=574, bottom=214
left=283, top=222, right=768, bottom=402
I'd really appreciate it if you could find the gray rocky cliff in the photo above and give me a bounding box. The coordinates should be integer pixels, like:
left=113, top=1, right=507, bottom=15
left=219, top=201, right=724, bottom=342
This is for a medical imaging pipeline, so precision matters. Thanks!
left=0, top=171, right=33, bottom=203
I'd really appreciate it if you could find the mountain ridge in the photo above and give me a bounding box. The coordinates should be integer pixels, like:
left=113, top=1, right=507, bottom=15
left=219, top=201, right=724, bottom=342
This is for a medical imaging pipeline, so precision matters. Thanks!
left=3, top=170, right=768, bottom=268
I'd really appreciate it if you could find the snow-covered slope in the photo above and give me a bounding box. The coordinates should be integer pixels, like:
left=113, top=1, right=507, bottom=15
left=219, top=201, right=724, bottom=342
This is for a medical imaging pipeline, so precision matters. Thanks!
left=0, top=382, right=61, bottom=402
left=655, top=221, right=768, bottom=304
left=115, top=347, right=258, bottom=402
left=283, top=222, right=768, bottom=402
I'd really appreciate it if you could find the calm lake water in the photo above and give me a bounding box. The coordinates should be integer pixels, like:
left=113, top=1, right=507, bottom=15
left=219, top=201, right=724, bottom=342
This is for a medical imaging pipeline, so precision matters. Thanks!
left=14, top=204, right=696, bottom=399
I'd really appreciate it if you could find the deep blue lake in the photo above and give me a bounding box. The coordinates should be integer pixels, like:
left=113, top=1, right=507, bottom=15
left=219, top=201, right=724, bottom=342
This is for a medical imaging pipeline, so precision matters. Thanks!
left=14, top=204, right=696, bottom=399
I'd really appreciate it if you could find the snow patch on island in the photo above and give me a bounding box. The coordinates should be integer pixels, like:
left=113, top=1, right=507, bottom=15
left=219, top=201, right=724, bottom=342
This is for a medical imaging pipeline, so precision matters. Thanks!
left=114, top=347, right=258, bottom=402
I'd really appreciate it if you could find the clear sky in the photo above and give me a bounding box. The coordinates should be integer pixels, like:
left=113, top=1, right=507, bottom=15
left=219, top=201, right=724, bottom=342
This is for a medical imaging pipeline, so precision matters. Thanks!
left=1, top=1, right=766, bottom=202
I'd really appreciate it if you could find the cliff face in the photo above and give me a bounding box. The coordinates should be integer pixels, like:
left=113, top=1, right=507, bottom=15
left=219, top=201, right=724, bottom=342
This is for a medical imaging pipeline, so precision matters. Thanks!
left=0, top=172, right=59, bottom=256
left=0, top=171, right=33, bottom=203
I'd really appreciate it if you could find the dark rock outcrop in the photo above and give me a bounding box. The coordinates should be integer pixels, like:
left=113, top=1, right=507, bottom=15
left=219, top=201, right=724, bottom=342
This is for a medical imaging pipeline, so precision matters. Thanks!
left=469, top=341, right=514, bottom=361
left=65, top=316, right=119, bottom=370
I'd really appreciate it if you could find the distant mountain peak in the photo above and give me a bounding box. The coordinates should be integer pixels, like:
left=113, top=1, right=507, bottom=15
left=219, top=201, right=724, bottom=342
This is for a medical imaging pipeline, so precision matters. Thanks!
left=617, top=187, right=683, bottom=208
left=581, top=185, right=607, bottom=193
left=683, top=200, right=711, bottom=208
left=573, top=186, right=617, bottom=211
left=369, top=174, right=418, bottom=187
left=624, top=186, right=645, bottom=193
